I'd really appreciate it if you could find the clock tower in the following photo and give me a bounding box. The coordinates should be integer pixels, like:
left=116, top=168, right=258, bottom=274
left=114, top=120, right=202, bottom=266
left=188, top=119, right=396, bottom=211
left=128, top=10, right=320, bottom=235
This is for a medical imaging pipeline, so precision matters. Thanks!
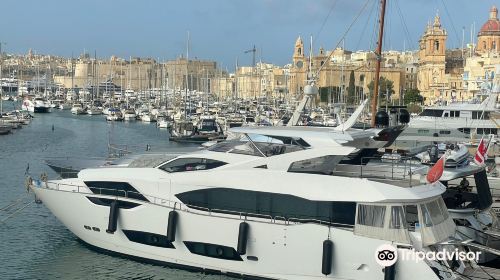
left=291, top=36, right=307, bottom=96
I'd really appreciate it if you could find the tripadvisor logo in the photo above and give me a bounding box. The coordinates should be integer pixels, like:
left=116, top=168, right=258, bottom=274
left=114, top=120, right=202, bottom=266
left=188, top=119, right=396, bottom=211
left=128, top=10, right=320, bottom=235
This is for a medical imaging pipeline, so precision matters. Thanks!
left=375, top=244, right=398, bottom=267
left=375, top=244, right=481, bottom=266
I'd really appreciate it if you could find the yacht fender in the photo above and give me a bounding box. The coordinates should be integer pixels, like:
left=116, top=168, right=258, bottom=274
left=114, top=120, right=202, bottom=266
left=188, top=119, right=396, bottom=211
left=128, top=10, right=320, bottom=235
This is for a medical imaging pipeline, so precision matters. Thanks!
left=237, top=222, right=249, bottom=255
left=166, top=210, right=178, bottom=242
left=322, top=239, right=333, bottom=275
left=384, top=262, right=396, bottom=280
left=106, top=200, right=119, bottom=234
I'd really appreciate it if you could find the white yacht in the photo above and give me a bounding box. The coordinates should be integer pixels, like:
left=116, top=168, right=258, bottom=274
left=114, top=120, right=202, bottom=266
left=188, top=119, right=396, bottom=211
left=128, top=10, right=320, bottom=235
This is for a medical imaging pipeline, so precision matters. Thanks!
left=29, top=125, right=479, bottom=280
left=22, top=97, right=51, bottom=113
left=122, top=108, right=136, bottom=121
left=106, top=109, right=123, bottom=121
left=86, top=107, right=103, bottom=115
left=397, top=82, right=500, bottom=146
left=140, top=113, right=155, bottom=123
left=156, top=115, right=172, bottom=128
left=71, top=103, right=86, bottom=115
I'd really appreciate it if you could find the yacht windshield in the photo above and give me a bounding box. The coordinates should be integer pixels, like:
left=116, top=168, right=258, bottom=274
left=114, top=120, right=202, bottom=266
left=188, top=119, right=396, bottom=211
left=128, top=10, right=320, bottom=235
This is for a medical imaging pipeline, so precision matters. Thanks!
left=354, top=197, right=455, bottom=245
left=208, top=132, right=306, bottom=157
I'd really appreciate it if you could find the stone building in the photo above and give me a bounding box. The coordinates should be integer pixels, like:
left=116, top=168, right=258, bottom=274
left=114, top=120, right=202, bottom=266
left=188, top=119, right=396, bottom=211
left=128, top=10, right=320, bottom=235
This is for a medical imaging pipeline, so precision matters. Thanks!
left=54, top=56, right=166, bottom=91
left=164, top=58, right=218, bottom=92
left=54, top=55, right=219, bottom=93
left=417, top=7, right=500, bottom=104
left=289, top=37, right=407, bottom=104
left=417, top=15, right=448, bottom=104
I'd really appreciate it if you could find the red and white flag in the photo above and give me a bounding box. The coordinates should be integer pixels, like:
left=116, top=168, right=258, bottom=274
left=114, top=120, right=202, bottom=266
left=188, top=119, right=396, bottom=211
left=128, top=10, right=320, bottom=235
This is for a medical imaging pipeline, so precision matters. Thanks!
left=474, top=136, right=490, bottom=166
left=427, top=154, right=445, bottom=183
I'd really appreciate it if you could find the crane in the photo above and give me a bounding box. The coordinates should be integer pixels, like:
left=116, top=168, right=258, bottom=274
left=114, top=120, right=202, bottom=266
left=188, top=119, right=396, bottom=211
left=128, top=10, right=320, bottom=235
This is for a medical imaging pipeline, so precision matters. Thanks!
left=244, top=45, right=256, bottom=67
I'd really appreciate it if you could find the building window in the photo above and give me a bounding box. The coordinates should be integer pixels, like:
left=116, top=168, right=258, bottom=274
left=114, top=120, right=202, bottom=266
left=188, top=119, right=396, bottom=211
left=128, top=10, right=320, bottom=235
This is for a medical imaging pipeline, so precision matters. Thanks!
left=483, top=41, right=487, bottom=50
left=434, top=40, right=440, bottom=52
left=298, top=48, right=301, bottom=55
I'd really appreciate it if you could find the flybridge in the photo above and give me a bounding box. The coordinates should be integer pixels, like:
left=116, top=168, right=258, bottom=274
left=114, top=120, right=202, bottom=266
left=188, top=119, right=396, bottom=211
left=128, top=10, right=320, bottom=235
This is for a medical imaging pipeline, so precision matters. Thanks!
left=229, top=126, right=353, bottom=146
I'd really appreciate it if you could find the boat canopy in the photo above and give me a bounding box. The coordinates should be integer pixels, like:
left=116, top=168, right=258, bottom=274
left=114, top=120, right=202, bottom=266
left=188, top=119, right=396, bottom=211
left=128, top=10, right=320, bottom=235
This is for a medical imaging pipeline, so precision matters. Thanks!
left=354, top=196, right=456, bottom=246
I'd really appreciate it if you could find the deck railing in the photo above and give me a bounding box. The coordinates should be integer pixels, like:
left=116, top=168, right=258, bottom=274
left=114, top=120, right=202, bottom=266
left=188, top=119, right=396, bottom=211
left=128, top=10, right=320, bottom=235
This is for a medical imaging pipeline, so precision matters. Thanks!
left=35, top=180, right=353, bottom=229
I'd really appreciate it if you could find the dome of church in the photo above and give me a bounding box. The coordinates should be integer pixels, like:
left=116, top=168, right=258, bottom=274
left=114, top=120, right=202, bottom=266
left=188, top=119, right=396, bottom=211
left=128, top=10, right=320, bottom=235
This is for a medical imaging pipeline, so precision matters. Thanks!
left=480, top=6, right=500, bottom=34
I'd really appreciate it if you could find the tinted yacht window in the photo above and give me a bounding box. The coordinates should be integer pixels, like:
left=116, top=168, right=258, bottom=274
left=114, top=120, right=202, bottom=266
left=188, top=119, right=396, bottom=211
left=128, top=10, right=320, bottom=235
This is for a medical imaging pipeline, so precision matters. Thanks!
left=159, top=158, right=226, bottom=173
left=420, top=109, right=443, bottom=117
left=176, top=188, right=356, bottom=225
left=84, top=181, right=148, bottom=201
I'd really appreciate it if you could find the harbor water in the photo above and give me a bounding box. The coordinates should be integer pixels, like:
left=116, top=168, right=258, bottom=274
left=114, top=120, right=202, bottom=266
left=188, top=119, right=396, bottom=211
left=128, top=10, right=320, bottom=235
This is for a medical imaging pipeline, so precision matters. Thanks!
left=0, top=105, right=230, bottom=280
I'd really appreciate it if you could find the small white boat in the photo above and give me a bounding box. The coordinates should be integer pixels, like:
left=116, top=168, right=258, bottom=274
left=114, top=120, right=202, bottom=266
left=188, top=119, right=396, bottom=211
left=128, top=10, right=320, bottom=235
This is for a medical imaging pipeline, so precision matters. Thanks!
left=106, top=109, right=123, bottom=121
left=71, top=103, right=86, bottom=115
left=140, top=114, right=155, bottom=122
left=58, top=103, right=70, bottom=110
left=87, top=107, right=103, bottom=115
left=122, top=109, right=136, bottom=121
left=156, top=116, right=172, bottom=128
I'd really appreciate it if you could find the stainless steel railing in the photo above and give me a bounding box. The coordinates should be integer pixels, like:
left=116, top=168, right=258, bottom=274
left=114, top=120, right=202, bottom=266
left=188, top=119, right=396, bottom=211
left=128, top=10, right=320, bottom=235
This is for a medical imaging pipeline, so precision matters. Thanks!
left=35, top=180, right=353, bottom=228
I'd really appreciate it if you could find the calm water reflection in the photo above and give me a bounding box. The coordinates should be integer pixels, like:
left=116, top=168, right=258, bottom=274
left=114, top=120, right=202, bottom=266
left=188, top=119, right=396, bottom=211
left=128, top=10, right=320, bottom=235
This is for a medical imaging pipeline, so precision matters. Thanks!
left=0, top=107, right=229, bottom=280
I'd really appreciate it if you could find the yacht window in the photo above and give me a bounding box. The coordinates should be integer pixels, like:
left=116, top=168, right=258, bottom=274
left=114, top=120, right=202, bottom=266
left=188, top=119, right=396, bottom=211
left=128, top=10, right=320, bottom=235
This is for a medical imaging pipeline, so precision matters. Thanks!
left=472, top=111, right=487, bottom=120
left=175, top=188, right=356, bottom=226
left=444, top=112, right=449, bottom=117
left=357, top=204, right=385, bottom=227
left=123, top=230, right=175, bottom=249
left=439, top=130, right=451, bottom=135
left=354, top=198, right=454, bottom=245
left=417, top=129, right=429, bottom=134
left=389, top=206, right=407, bottom=229
left=200, top=120, right=218, bottom=132
left=208, top=134, right=306, bottom=157
left=476, top=128, right=497, bottom=135
left=288, top=155, right=344, bottom=175
left=458, top=128, right=470, bottom=134
left=159, top=158, right=227, bottom=173
left=420, top=109, right=443, bottom=117
left=184, top=241, right=242, bottom=261
left=404, top=205, right=419, bottom=230
left=420, top=199, right=446, bottom=227
left=84, top=181, right=147, bottom=201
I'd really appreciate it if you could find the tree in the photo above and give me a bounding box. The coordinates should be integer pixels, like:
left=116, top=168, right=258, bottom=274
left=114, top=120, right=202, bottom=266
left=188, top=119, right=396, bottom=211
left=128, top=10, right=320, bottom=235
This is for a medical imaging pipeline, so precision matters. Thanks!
left=367, top=77, right=395, bottom=105
left=319, top=87, right=330, bottom=103
left=403, top=89, right=424, bottom=105
left=347, top=70, right=355, bottom=105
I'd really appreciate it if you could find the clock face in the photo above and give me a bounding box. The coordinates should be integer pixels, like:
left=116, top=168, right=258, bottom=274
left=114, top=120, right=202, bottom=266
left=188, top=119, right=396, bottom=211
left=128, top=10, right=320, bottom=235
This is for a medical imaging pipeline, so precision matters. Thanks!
left=296, top=60, right=304, bottom=69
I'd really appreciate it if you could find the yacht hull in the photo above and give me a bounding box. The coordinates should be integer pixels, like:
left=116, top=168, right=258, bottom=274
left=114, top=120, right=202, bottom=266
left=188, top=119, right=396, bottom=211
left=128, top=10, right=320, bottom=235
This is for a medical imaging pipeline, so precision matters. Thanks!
left=31, top=185, right=445, bottom=280
left=34, top=106, right=51, bottom=113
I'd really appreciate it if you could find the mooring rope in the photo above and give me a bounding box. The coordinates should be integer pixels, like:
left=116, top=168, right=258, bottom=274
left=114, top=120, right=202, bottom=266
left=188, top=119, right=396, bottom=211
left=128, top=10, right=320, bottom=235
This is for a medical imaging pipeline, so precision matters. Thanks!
left=0, top=201, right=34, bottom=224
left=0, top=193, right=28, bottom=211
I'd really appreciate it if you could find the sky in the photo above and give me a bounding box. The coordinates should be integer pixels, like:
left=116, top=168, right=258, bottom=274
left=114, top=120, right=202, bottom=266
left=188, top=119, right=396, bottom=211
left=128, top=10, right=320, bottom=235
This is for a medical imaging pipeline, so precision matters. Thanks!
left=0, top=0, right=498, bottom=69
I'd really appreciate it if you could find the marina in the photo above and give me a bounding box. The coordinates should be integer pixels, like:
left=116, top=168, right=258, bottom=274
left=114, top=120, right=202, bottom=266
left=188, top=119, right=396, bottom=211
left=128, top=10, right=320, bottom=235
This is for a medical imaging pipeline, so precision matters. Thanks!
left=2, top=1, right=500, bottom=280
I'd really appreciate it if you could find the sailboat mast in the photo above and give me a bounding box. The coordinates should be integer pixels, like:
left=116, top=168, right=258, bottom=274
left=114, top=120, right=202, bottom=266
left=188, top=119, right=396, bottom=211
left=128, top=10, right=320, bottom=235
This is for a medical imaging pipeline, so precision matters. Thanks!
left=370, top=0, right=387, bottom=127
left=185, top=31, right=190, bottom=119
